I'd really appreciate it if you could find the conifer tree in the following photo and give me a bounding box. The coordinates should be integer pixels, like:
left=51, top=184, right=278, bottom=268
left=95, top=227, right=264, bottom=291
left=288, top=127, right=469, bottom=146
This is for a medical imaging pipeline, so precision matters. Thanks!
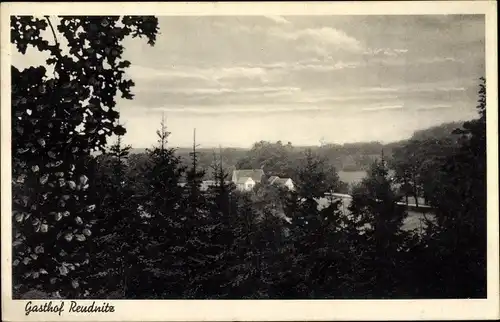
left=88, top=132, right=140, bottom=298
left=131, top=116, right=187, bottom=298
left=284, top=149, right=346, bottom=298
left=348, top=158, right=408, bottom=298
left=193, top=150, right=237, bottom=298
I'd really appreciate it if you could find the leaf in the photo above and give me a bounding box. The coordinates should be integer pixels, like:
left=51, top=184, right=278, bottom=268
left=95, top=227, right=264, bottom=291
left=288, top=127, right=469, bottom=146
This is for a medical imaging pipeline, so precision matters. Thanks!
left=34, top=246, right=44, bottom=254
left=83, top=229, right=92, bottom=237
left=54, top=212, right=62, bottom=221
left=16, top=174, right=26, bottom=183
left=13, top=239, right=23, bottom=247
left=40, top=174, right=49, bottom=185
left=64, top=233, right=73, bottom=242
left=32, top=272, right=40, bottom=279
left=75, top=216, right=83, bottom=225
left=58, top=265, right=69, bottom=276
left=31, top=165, right=39, bottom=172
left=39, top=269, right=48, bottom=275
left=68, top=180, right=77, bottom=190
left=75, top=234, right=86, bottom=242
left=71, top=280, right=79, bottom=289
left=23, top=257, right=31, bottom=265
left=48, top=151, right=56, bottom=159
left=79, top=175, right=89, bottom=186
left=13, top=259, right=20, bottom=266
left=113, top=125, right=126, bottom=136
left=30, top=253, right=38, bottom=260
left=40, top=224, right=48, bottom=233
left=14, top=213, right=24, bottom=222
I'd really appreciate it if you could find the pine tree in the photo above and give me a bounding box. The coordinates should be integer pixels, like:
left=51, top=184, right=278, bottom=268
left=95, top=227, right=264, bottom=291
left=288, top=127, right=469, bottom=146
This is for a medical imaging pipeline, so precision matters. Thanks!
left=190, top=150, right=237, bottom=298
left=87, top=132, right=140, bottom=298
left=282, top=149, right=347, bottom=298
left=131, top=116, right=187, bottom=298
left=348, top=158, right=408, bottom=298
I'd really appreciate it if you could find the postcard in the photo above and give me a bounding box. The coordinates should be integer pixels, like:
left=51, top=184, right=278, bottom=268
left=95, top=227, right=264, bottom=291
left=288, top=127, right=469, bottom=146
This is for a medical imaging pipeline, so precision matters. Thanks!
left=1, top=1, right=498, bottom=321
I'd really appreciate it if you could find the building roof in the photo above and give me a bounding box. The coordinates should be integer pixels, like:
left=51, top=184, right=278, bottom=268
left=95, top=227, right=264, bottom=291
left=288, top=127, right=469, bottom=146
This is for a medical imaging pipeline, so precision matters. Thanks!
left=233, top=169, right=264, bottom=183
left=274, top=178, right=292, bottom=185
left=268, top=176, right=279, bottom=184
left=236, top=176, right=254, bottom=184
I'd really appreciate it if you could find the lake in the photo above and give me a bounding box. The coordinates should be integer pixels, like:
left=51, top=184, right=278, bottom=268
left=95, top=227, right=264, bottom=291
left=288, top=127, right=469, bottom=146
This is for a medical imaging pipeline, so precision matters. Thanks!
left=316, top=196, right=433, bottom=232
left=338, top=170, right=366, bottom=185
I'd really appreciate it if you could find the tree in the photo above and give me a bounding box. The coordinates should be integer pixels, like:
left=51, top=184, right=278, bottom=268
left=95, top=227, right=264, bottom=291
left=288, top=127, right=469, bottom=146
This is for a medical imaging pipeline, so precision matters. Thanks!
left=280, top=149, right=349, bottom=298
left=236, top=140, right=297, bottom=178
left=128, top=117, right=187, bottom=298
left=348, top=158, right=409, bottom=298
left=86, top=133, right=142, bottom=298
left=11, top=15, right=159, bottom=298
left=421, top=77, right=487, bottom=298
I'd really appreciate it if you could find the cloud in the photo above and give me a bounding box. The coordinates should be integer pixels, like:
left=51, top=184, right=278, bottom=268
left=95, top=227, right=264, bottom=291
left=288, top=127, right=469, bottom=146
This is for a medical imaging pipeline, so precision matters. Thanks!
left=363, top=87, right=400, bottom=93
left=127, top=64, right=275, bottom=84
left=141, top=86, right=301, bottom=95
left=362, top=85, right=466, bottom=94
left=417, top=57, right=465, bottom=64
left=416, top=104, right=452, bottom=111
left=147, top=105, right=337, bottom=115
left=264, top=15, right=291, bottom=25
left=362, top=105, right=404, bottom=112
left=364, top=48, right=409, bottom=57
left=271, top=27, right=363, bottom=52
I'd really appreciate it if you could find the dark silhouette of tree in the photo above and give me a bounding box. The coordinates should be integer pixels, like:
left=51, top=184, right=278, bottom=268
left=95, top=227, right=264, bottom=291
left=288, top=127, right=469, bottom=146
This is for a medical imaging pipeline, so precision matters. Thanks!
left=130, top=117, right=186, bottom=298
left=348, top=159, right=409, bottom=298
left=88, top=133, right=140, bottom=298
left=420, top=77, right=487, bottom=298
left=11, top=15, right=158, bottom=298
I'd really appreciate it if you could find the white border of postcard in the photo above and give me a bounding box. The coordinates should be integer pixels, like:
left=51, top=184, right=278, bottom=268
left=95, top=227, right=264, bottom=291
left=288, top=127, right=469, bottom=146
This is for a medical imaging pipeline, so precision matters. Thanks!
left=1, top=1, right=499, bottom=321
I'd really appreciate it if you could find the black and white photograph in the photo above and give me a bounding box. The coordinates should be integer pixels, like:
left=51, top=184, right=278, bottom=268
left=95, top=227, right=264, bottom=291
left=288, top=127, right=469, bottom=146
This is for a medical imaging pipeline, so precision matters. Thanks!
left=1, top=1, right=498, bottom=321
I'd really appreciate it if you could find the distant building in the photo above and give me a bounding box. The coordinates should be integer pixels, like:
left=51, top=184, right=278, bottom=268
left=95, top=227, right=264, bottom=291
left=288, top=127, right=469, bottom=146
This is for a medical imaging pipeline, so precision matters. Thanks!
left=232, top=169, right=264, bottom=191
left=269, top=176, right=295, bottom=191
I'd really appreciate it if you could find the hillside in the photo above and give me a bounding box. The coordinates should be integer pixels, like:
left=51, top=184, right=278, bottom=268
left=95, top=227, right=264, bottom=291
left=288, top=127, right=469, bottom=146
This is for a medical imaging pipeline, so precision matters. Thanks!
left=128, top=121, right=464, bottom=179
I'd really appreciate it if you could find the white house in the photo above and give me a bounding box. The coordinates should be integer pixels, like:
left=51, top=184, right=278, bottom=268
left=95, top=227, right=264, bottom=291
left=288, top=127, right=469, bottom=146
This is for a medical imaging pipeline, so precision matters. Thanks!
left=235, top=176, right=256, bottom=191
left=232, top=169, right=264, bottom=191
left=269, top=176, right=295, bottom=191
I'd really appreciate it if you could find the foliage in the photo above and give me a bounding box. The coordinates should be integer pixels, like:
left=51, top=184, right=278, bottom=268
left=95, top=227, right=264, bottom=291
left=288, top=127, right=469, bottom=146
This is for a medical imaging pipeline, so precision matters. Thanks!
left=417, top=77, right=487, bottom=297
left=348, top=159, right=410, bottom=297
left=11, top=15, right=159, bottom=298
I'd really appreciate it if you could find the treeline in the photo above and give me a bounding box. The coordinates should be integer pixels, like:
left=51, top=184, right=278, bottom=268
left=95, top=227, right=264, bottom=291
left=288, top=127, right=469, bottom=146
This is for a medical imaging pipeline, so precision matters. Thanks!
left=11, top=16, right=486, bottom=300
left=127, top=121, right=466, bottom=187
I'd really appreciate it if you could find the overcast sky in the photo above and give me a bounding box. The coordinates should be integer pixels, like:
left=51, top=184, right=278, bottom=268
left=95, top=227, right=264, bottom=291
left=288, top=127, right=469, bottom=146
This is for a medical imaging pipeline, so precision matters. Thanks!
left=13, top=15, right=485, bottom=148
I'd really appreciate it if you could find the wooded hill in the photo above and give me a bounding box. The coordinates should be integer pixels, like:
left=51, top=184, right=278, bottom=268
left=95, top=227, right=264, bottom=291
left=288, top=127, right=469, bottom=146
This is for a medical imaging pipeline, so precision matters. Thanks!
left=129, top=121, right=464, bottom=180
